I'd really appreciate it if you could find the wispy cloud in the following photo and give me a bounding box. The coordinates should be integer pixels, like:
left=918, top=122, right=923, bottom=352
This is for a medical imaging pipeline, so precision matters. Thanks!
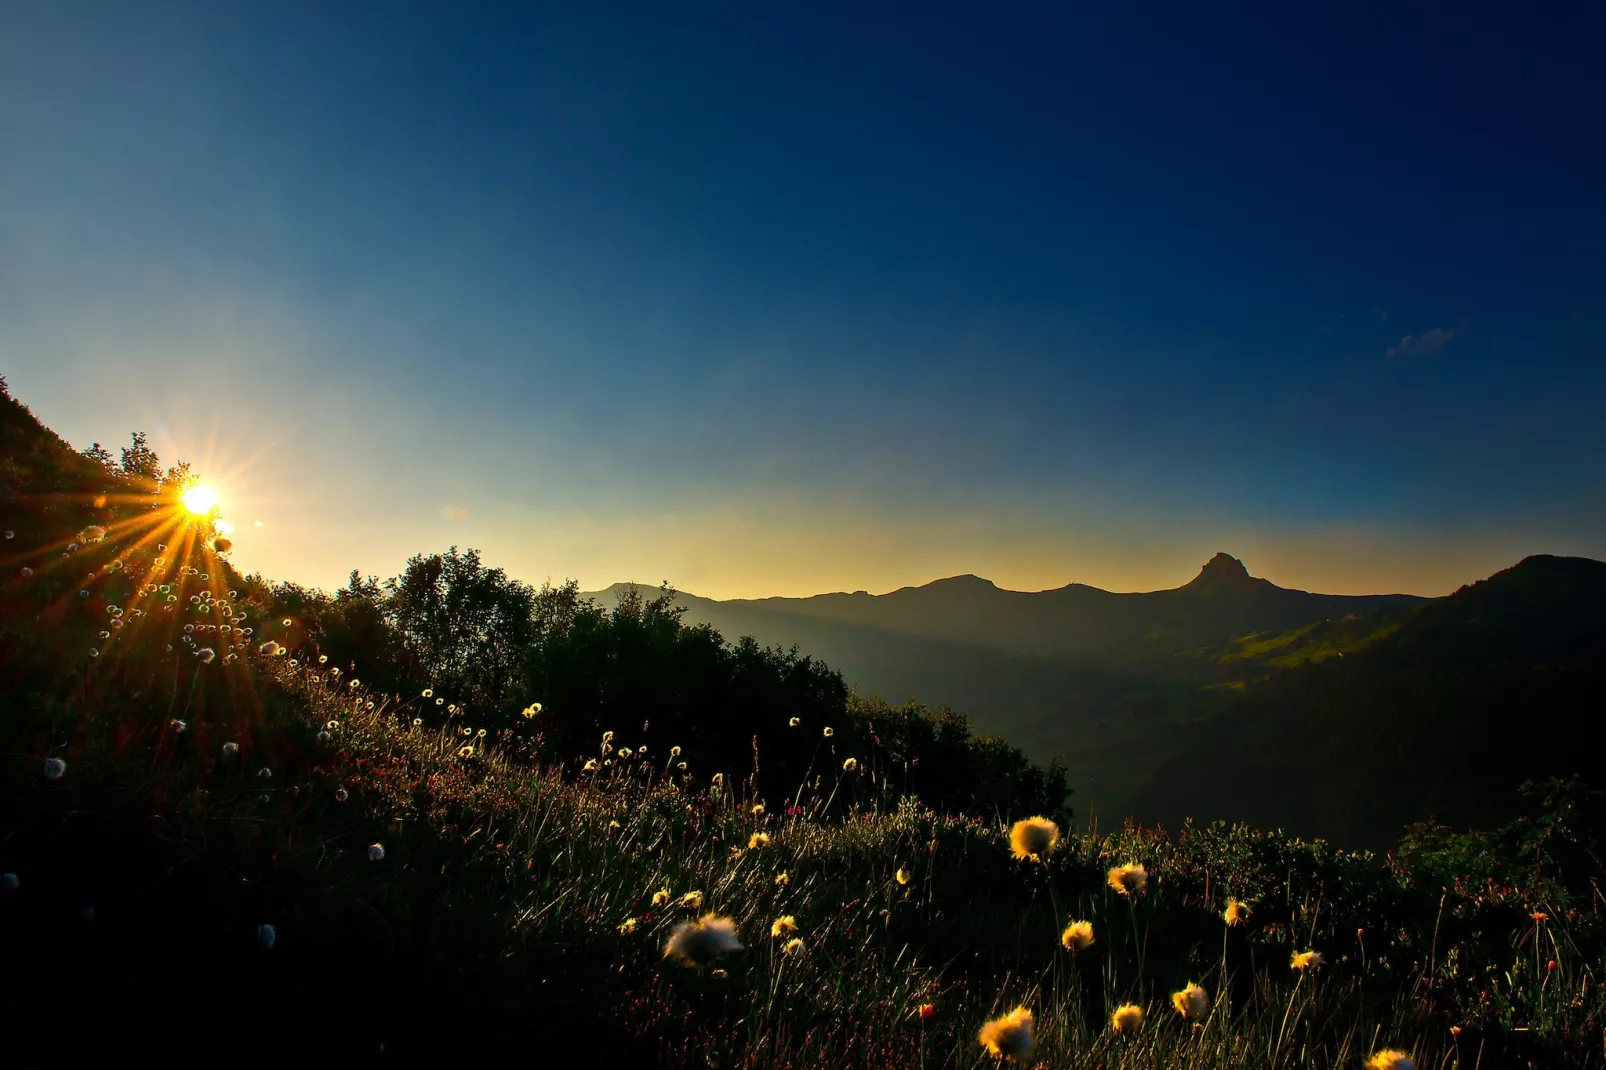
left=1387, top=327, right=1454, bottom=358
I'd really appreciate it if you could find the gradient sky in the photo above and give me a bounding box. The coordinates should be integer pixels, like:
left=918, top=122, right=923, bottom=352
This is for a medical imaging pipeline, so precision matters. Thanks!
left=3, top=5, right=1603, bottom=599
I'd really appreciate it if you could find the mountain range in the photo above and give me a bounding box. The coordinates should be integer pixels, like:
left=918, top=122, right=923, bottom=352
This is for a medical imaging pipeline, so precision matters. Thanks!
left=590, top=551, right=1605, bottom=843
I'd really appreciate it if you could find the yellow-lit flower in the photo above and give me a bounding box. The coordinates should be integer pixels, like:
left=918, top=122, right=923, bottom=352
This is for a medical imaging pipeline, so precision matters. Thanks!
left=680, top=891, right=704, bottom=909
left=775, top=871, right=790, bottom=887
left=842, top=757, right=857, bottom=772
left=1111, top=1003, right=1144, bottom=1034
left=1008, top=816, right=1060, bottom=862
left=782, top=937, right=803, bottom=957
left=1291, top=949, right=1324, bottom=971
left=896, top=867, right=911, bottom=886
left=617, top=917, right=638, bottom=935
left=1060, top=920, right=1095, bottom=952
left=1366, top=1051, right=1415, bottom=1070
left=1224, top=898, right=1251, bottom=926
left=749, top=832, right=772, bottom=849
left=1107, top=863, right=1148, bottom=897
left=662, top=913, right=743, bottom=965
left=652, top=889, right=670, bottom=907
left=751, top=803, right=765, bottom=816
left=770, top=915, right=797, bottom=939
left=823, top=726, right=834, bottom=738
left=788, top=717, right=800, bottom=727
left=1171, top=982, right=1208, bottom=1022
left=977, top=1005, right=1035, bottom=1061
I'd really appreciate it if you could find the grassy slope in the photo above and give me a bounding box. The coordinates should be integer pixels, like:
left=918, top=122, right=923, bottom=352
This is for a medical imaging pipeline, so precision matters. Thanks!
left=2, top=385, right=1603, bottom=1067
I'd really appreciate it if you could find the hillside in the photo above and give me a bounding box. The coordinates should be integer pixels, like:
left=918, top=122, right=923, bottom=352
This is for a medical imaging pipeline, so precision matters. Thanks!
left=1140, top=555, right=1606, bottom=844
left=3, top=377, right=1604, bottom=1066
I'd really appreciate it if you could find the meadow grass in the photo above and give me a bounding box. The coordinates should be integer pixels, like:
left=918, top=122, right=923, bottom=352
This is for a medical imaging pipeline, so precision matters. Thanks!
left=2, top=531, right=1602, bottom=1067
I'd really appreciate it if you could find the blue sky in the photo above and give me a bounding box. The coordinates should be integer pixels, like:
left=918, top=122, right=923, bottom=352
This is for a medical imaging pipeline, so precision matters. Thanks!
left=3, top=4, right=1602, bottom=597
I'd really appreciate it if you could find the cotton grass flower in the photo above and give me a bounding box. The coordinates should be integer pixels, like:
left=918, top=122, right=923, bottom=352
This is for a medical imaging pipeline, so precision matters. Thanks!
left=749, top=832, right=771, bottom=849
left=788, top=717, right=800, bottom=727
left=823, top=726, right=834, bottom=738
left=1366, top=1052, right=1415, bottom=1070
left=221, top=741, right=239, bottom=757
left=43, top=758, right=66, bottom=780
left=751, top=803, right=765, bottom=816
left=977, top=1005, right=1035, bottom=1061
left=1224, top=898, right=1251, bottom=926
left=1061, top=920, right=1095, bottom=952
left=2, top=873, right=18, bottom=891
left=1111, top=1003, right=1144, bottom=1035
left=652, top=889, right=670, bottom=907
left=680, top=891, right=704, bottom=909
left=770, top=916, right=797, bottom=938
left=896, top=867, right=911, bottom=886
left=1172, top=982, right=1208, bottom=1022
left=1291, top=949, right=1324, bottom=971
left=1107, top=863, right=1148, bottom=897
left=775, top=871, right=789, bottom=887
left=1008, top=816, right=1060, bottom=862
left=583, top=759, right=598, bottom=772
left=662, top=913, right=743, bottom=966
left=256, top=924, right=277, bottom=950
left=368, top=843, right=386, bottom=862
left=782, top=937, right=803, bottom=956
left=617, top=918, right=639, bottom=935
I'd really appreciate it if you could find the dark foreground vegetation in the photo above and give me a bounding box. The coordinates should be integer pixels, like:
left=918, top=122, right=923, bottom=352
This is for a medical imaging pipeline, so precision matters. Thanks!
left=3, top=378, right=1603, bottom=1067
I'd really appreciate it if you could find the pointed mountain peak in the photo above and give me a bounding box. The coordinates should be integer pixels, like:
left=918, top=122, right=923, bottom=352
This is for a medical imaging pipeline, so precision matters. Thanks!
left=1201, top=552, right=1250, bottom=580
left=1179, top=553, right=1268, bottom=595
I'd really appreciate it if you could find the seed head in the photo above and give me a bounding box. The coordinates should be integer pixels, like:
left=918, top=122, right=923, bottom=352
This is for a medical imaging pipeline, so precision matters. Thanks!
left=1172, top=982, right=1208, bottom=1022
left=1291, top=949, right=1324, bottom=971
left=662, top=913, right=743, bottom=966
left=1060, top=920, right=1094, bottom=952
left=43, top=758, right=66, bottom=780
left=977, top=1005, right=1035, bottom=1060
left=1008, top=816, right=1060, bottom=862
left=1107, top=863, right=1148, bottom=897
left=1224, top=898, right=1251, bottom=926
left=1366, top=1052, right=1415, bottom=1070
left=1111, top=1003, right=1144, bottom=1035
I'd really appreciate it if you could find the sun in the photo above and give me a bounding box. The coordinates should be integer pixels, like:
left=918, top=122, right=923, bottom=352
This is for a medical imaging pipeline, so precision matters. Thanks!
left=182, top=483, right=221, bottom=515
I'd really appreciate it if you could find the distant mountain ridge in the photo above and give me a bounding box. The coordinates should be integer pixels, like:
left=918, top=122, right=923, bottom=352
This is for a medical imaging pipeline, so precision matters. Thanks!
left=590, top=552, right=1430, bottom=666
